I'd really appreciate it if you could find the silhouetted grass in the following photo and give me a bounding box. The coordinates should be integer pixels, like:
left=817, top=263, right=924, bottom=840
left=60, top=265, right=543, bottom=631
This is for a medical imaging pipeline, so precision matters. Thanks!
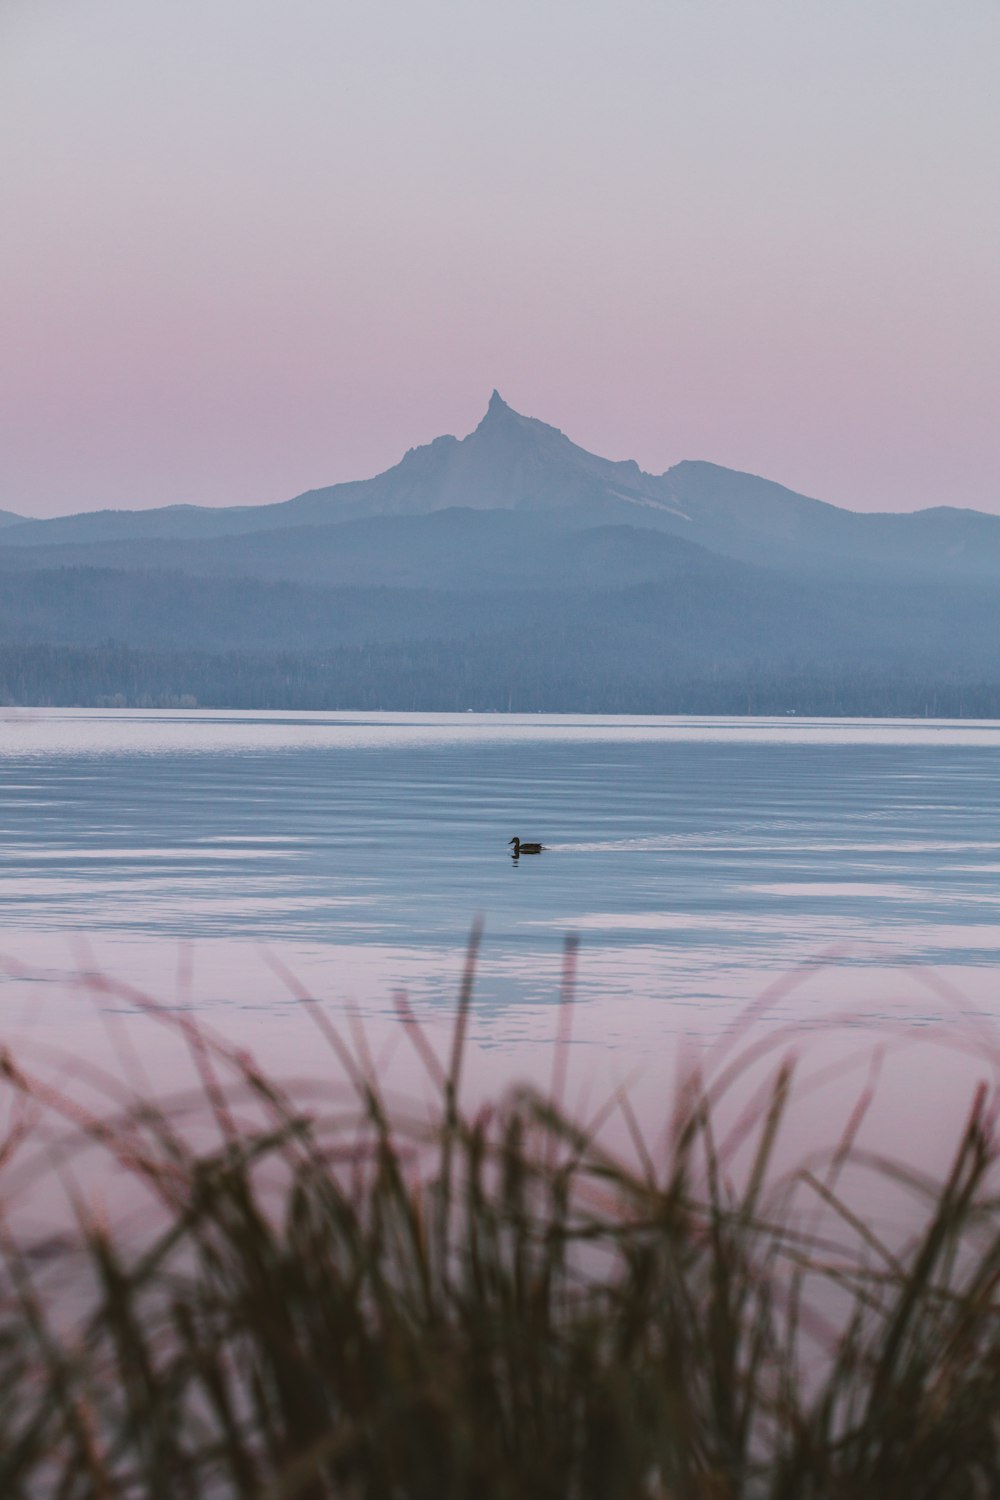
left=1, top=937, right=1000, bottom=1497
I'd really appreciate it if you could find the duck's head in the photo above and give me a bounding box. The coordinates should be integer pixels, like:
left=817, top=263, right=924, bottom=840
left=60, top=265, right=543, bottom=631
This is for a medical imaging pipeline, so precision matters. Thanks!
left=508, top=837, right=520, bottom=849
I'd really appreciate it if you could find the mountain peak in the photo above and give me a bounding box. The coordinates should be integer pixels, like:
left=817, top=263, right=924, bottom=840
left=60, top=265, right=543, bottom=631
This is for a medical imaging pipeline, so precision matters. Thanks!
left=472, top=388, right=524, bottom=435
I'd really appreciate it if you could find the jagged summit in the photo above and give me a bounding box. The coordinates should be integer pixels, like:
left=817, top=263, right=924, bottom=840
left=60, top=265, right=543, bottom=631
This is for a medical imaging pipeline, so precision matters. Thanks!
left=405, top=391, right=548, bottom=458
left=473, top=388, right=520, bottom=432
left=356, top=388, right=681, bottom=524
left=473, top=388, right=557, bottom=439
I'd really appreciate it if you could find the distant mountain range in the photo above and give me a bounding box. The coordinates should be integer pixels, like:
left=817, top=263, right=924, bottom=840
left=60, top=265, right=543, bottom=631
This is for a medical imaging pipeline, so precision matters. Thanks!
left=2, top=393, right=999, bottom=712
left=4, top=390, right=1000, bottom=576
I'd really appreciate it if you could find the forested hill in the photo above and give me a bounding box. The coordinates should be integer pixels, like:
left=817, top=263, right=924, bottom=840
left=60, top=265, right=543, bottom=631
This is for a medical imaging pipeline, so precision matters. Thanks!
left=3, top=563, right=1000, bottom=713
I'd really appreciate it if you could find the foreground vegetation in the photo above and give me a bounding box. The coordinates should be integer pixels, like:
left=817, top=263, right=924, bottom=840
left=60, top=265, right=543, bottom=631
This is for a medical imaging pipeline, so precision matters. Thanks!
left=2, top=944, right=1000, bottom=1497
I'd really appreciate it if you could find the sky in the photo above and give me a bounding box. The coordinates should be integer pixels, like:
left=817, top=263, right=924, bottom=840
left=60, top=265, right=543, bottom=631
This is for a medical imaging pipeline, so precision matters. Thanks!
left=1, top=0, right=998, bottom=518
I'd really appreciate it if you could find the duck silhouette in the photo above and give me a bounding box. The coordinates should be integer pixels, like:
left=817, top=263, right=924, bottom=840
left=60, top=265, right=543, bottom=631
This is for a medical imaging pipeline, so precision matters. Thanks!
left=509, top=837, right=545, bottom=856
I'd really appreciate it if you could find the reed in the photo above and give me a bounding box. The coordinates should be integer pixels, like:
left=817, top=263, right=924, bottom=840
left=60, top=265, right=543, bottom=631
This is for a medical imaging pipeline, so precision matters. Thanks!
left=1, top=941, right=999, bottom=1498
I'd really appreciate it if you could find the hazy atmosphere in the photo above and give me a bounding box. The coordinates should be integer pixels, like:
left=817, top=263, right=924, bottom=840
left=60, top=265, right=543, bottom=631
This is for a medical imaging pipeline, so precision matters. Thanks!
left=7, top=7, right=1000, bottom=1495
left=3, top=0, right=998, bottom=516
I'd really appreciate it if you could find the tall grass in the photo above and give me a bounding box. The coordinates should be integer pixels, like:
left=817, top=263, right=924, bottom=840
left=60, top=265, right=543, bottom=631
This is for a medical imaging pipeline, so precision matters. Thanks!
left=1, top=938, right=1000, bottom=1498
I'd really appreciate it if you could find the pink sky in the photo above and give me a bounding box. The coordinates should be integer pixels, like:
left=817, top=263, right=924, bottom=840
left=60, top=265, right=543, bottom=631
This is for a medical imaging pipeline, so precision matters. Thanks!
left=1, top=0, right=998, bottom=518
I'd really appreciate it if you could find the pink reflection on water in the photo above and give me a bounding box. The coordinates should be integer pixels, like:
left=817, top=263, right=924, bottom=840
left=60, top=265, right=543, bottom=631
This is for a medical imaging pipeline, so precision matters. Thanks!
left=1, top=932, right=998, bottom=1176
left=1, top=933, right=999, bottom=1303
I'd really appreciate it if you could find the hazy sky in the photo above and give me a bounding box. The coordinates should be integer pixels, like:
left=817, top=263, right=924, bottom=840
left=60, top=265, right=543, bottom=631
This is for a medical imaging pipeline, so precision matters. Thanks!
left=2, top=0, right=998, bottom=517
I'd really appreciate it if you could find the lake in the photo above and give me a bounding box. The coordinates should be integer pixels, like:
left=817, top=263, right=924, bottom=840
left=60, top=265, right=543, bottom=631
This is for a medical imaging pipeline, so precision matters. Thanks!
left=3, top=707, right=1000, bottom=1063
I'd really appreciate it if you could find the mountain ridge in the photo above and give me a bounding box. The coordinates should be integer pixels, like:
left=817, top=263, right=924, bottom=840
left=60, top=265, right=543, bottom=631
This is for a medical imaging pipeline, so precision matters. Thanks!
left=1, top=392, right=998, bottom=579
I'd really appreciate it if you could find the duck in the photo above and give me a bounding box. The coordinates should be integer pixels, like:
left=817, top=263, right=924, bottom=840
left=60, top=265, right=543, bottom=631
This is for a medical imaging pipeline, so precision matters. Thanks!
left=509, top=837, right=545, bottom=855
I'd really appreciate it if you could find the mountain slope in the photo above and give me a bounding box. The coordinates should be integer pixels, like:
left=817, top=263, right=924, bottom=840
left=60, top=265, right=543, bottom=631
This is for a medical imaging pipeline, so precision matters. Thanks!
left=267, top=390, right=689, bottom=527
left=0, top=509, right=740, bottom=591
left=663, top=462, right=1000, bottom=575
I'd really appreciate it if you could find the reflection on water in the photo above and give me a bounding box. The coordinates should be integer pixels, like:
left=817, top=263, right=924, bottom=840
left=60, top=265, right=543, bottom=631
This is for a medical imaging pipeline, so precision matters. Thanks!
left=2, top=710, right=1000, bottom=1059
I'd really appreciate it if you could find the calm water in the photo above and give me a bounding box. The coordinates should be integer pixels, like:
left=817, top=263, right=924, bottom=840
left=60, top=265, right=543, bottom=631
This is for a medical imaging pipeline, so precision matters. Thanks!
left=2, top=710, right=1000, bottom=1075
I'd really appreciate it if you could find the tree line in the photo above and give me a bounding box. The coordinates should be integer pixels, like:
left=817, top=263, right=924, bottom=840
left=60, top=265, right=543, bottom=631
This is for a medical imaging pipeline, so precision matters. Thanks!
left=1, top=641, right=997, bottom=718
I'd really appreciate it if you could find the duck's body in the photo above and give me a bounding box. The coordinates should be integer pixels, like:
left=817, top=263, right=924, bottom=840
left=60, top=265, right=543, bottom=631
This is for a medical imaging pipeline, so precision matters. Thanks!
left=509, top=837, right=545, bottom=856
